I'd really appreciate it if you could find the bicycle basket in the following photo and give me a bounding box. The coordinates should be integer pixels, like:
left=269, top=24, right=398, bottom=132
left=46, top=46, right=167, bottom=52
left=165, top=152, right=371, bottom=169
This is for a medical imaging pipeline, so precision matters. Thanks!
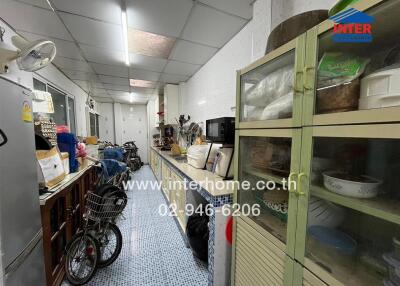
left=86, top=192, right=127, bottom=221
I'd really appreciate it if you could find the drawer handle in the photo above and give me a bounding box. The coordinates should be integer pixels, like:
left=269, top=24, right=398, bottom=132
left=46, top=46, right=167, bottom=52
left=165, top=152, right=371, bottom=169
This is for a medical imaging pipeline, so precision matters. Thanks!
left=288, top=172, right=297, bottom=193
left=303, top=66, right=315, bottom=90
left=294, top=71, right=303, bottom=93
left=297, top=173, right=307, bottom=196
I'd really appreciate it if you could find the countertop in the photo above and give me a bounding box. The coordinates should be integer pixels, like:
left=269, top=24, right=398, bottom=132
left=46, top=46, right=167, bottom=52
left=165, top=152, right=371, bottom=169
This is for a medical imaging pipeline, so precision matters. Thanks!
left=151, top=146, right=234, bottom=197
left=39, top=162, right=95, bottom=205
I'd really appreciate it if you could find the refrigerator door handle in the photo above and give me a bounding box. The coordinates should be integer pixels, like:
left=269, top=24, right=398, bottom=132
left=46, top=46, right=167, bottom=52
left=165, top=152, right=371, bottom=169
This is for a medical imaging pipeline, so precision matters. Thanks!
left=4, top=229, right=43, bottom=276
left=0, top=129, right=8, bottom=147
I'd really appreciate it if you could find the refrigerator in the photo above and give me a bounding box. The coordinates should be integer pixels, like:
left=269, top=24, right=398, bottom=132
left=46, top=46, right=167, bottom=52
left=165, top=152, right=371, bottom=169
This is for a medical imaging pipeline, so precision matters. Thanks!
left=0, top=77, right=46, bottom=286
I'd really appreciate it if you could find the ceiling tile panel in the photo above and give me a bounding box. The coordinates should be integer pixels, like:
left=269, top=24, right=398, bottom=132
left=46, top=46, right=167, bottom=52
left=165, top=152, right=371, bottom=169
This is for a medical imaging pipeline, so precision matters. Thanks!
left=91, top=63, right=129, bottom=78
left=131, top=86, right=155, bottom=95
left=129, top=69, right=160, bottom=82
left=90, top=82, right=105, bottom=89
left=91, top=88, right=108, bottom=94
left=1, top=0, right=72, bottom=40
left=170, top=40, right=217, bottom=65
left=59, top=12, right=123, bottom=51
left=62, top=70, right=97, bottom=82
left=93, top=96, right=113, bottom=102
left=164, top=60, right=200, bottom=76
left=129, top=54, right=167, bottom=72
left=126, top=0, right=193, bottom=37
left=99, top=75, right=129, bottom=85
left=18, top=31, right=84, bottom=60
left=160, top=73, right=189, bottom=84
left=80, top=44, right=125, bottom=66
left=127, top=28, right=175, bottom=59
left=107, top=90, right=129, bottom=97
left=17, top=0, right=52, bottom=9
left=52, top=0, right=122, bottom=24
left=182, top=4, right=247, bottom=47
left=53, top=57, right=93, bottom=72
left=198, top=0, right=253, bottom=20
left=103, top=84, right=130, bottom=92
left=73, top=80, right=90, bottom=92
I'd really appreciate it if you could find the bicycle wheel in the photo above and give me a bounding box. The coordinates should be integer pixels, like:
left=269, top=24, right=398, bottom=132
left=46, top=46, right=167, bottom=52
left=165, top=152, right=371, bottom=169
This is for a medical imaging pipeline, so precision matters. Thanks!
left=97, top=223, right=123, bottom=268
left=65, top=233, right=99, bottom=285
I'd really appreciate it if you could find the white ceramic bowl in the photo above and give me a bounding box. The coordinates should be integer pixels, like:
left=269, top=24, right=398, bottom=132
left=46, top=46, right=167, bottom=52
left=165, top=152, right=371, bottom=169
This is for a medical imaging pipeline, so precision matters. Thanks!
left=323, top=171, right=381, bottom=198
left=308, top=197, right=345, bottom=228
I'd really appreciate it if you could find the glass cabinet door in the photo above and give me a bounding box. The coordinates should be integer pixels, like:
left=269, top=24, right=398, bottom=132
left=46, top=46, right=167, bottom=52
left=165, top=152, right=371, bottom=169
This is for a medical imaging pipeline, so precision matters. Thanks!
left=295, top=124, right=400, bottom=286
left=237, top=35, right=305, bottom=129
left=235, top=129, right=301, bottom=256
left=303, top=0, right=400, bottom=126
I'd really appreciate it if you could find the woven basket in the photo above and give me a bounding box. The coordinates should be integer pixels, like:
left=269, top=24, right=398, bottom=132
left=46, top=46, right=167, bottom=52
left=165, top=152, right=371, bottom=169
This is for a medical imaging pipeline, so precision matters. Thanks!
left=316, top=79, right=360, bottom=113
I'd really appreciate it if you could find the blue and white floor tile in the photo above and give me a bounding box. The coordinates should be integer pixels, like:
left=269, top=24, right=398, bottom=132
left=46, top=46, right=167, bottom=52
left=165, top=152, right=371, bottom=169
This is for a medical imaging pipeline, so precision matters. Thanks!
left=63, top=166, right=208, bottom=286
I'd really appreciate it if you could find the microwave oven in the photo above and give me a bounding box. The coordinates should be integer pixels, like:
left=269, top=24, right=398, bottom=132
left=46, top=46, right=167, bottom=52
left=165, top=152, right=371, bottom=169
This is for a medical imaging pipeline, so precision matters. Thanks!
left=206, top=117, right=235, bottom=144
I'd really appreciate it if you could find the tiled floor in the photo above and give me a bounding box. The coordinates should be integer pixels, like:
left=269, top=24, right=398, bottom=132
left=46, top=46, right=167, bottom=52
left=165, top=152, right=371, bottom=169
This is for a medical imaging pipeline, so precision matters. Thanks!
left=63, top=166, right=208, bottom=286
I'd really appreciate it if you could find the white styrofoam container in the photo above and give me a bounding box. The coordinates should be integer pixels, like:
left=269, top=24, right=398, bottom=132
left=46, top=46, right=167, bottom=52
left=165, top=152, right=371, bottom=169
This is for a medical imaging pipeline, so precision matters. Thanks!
left=187, top=154, right=206, bottom=169
left=86, top=144, right=99, bottom=159
left=61, top=152, right=70, bottom=174
left=187, top=145, right=209, bottom=169
left=360, top=68, right=400, bottom=109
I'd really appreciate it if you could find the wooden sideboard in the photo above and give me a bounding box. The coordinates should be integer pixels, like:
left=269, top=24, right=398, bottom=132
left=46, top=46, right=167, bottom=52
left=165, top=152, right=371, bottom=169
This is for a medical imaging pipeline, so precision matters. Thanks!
left=39, top=165, right=96, bottom=286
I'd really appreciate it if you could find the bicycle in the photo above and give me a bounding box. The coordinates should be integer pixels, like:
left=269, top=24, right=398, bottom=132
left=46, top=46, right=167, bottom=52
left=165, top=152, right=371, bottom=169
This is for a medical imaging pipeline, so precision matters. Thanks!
left=123, top=141, right=143, bottom=171
left=64, top=190, right=127, bottom=285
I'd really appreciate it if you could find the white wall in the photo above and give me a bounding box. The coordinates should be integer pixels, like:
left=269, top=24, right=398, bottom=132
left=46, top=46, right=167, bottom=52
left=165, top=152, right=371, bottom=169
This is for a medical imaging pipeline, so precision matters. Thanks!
left=180, top=0, right=336, bottom=125
left=121, top=104, right=148, bottom=164
left=98, top=103, right=115, bottom=143
left=0, top=18, right=90, bottom=136
left=113, top=103, right=123, bottom=145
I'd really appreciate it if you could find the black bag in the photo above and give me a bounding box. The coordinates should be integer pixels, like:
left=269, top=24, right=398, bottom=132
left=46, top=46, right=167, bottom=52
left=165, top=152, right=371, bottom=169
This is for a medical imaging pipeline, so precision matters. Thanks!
left=186, top=210, right=209, bottom=263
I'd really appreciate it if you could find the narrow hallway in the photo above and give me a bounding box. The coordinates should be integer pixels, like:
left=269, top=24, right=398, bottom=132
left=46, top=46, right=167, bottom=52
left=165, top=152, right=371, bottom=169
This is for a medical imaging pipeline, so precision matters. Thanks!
left=71, top=166, right=208, bottom=286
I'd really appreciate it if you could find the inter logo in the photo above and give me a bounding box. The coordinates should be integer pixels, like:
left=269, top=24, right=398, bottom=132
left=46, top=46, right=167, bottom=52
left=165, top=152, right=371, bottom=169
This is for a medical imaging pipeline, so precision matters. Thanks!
left=330, top=8, right=374, bottom=43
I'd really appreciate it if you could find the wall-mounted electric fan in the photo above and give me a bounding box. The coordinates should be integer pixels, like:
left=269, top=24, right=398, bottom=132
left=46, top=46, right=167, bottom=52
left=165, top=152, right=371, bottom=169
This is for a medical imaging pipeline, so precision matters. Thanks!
left=0, top=35, right=56, bottom=73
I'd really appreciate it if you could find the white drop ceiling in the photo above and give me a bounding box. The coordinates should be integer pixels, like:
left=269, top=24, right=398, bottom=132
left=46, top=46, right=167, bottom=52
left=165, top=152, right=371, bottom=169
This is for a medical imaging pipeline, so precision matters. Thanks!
left=0, top=0, right=254, bottom=104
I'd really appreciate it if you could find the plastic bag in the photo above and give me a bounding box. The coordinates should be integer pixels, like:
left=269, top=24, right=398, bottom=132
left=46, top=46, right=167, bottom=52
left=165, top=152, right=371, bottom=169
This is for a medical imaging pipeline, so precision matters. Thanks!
left=245, top=106, right=264, bottom=121
left=318, top=52, right=370, bottom=88
left=260, top=92, right=293, bottom=120
left=245, top=65, right=294, bottom=107
left=186, top=208, right=209, bottom=262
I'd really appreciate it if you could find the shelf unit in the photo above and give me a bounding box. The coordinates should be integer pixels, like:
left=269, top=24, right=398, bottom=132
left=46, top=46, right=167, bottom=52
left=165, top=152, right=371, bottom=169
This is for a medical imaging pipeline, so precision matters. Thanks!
left=231, top=1, right=400, bottom=285
left=40, top=166, right=96, bottom=286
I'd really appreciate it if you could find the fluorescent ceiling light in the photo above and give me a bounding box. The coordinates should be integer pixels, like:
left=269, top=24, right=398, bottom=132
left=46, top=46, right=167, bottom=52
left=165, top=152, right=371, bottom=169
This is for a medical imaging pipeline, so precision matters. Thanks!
left=198, top=100, right=206, bottom=106
left=129, top=93, right=134, bottom=103
left=130, top=79, right=156, bottom=88
left=127, top=28, right=175, bottom=59
left=121, top=10, right=129, bottom=66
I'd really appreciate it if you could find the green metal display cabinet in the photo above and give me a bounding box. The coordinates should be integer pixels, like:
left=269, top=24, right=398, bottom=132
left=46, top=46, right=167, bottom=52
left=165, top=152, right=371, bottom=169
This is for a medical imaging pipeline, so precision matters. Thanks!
left=232, top=0, right=400, bottom=285
left=293, top=124, right=400, bottom=286
left=302, top=0, right=400, bottom=127
left=235, top=34, right=306, bottom=129
left=231, top=128, right=302, bottom=286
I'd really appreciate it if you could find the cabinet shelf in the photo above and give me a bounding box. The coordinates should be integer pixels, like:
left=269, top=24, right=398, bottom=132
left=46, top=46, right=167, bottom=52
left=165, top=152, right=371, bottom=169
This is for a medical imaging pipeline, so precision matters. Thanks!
left=305, top=252, right=383, bottom=286
left=312, top=106, right=400, bottom=126
left=244, top=166, right=287, bottom=185
left=311, top=185, right=400, bottom=225
left=251, top=211, right=287, bottom=246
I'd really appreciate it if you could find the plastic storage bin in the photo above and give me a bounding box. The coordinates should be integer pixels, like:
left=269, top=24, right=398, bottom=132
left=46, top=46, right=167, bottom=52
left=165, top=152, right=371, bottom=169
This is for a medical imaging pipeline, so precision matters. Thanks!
left=360, top=67, right=400, bottom=109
